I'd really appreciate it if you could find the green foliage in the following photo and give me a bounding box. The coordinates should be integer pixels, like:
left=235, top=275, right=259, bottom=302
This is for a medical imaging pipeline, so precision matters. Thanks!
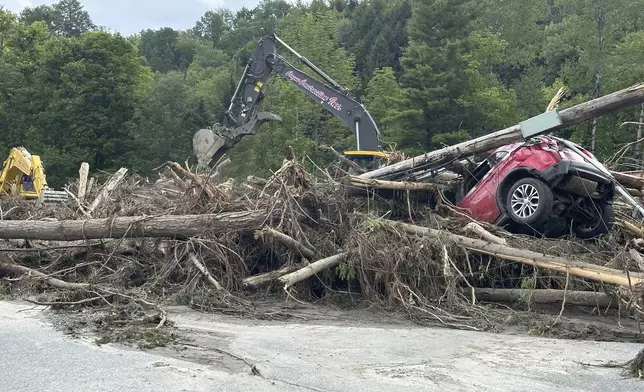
left=401, top=0, right=519, bottom=149
left=127, top=71, right=214, bottom=174
left=337, top=262, right=356, bottom=281
left=20, top=0, right=95, bottom=37
left=365, top=67, right=424, bottom=153
left=3, top=0, right=644, bottom=188
left=339, top=0, right=412, bottom=83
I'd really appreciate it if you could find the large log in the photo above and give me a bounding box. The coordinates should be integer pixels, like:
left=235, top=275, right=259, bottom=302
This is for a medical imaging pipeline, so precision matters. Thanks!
left=612, top=171, right=644, bottom=190
left=362, top=83, right=644, bottom=180
left=392, top=221, right=644, bottom=288
left=348, top=176, right=443, bottom=191
left=0, top=211, right=266, bottom=241
left=463, top=222, right=507, bottom=245
left=469, top=288, right=616, bottom=308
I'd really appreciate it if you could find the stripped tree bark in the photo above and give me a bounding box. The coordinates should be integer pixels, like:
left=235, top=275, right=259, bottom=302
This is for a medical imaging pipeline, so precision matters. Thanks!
left=243, top=262, right=306, bottom=288
left=278, top=253, right=348, bottom=288
left=77, top=162, right=90, bottom=202
left=86, top=177, right=95, bottom=196
left=256, top=228, right=316, bottom=260
left=463, top=222, right=507, bottom=245
left=87, top=168, right=128, bottom=215
left=168, top=162, right=220, bottom=199
left=189, top=253, right=224, bottom=291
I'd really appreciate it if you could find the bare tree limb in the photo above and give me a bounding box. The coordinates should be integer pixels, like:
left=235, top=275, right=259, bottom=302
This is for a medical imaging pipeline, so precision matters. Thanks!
left=278, top=253, right=348, bottom=288
left=256, top=228, right=316, bottom=259
left=188, top=253, right=224, bottom=291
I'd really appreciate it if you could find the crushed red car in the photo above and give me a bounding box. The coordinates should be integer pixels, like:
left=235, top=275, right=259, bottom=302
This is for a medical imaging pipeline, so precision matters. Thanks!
left=455, top=135, right=615, bottom=239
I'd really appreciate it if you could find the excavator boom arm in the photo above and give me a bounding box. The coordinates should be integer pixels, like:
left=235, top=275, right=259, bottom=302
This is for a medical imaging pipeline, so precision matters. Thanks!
left=270, top=55, right=381, bottom=151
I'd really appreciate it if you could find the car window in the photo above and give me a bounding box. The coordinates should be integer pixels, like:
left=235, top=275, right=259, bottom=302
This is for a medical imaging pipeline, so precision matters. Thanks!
left=487, top=151, right=508, bottom=167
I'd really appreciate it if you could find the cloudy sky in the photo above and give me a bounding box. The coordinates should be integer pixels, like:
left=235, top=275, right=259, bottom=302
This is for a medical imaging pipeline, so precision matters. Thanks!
left=2, top=0, right=263, bottom=35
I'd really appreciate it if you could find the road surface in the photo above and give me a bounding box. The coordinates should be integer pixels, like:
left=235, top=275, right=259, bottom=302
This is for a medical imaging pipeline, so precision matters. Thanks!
left=0, top=301, right=641, bottom=391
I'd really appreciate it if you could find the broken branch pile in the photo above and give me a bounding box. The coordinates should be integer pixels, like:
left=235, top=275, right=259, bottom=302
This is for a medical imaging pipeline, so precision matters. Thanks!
left=1, top=154, right=644, bottom=341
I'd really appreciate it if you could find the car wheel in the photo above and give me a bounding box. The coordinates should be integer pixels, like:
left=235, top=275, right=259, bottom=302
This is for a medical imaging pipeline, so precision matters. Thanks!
left=572, top=199, right=613, bottom=239
left=505, top=177, right=554, bottom=227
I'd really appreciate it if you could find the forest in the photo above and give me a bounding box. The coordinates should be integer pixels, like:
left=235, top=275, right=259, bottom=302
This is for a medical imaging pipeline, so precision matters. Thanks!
left=1, top=0, right=644, bottom=186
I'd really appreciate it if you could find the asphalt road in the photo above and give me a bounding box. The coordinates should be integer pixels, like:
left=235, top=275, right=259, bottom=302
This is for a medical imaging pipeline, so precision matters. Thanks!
left=1, top=301, right=642, bottom=392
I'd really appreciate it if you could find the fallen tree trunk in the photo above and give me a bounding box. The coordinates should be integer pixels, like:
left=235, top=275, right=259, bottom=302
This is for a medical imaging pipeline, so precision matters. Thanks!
left=621, top=220, right=644, bottom=238
left=393, top=221, right=644, bottom=287
left=243, top=262, right=306, bottom=288
left=612, top=171, right=644, bottom=190
left=463, top=222, right=507, bottom=245
left=347, top=176, right=444, bottom=191
left=0, top=211, right=266, bottom=240
left=469, top=288, right=617, bottom=308
left=278, top=253, right=348, bottom=288
left=362, top=83, right=644, bottom=180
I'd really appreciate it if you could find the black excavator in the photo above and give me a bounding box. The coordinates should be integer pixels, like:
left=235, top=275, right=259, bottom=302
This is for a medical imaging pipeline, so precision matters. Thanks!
left=192, top=32, right=388, bottom=170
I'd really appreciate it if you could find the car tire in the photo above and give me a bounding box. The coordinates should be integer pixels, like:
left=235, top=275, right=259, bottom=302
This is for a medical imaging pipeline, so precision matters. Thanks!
left=505, top=177, right=554, bottom=227
left=572, top=199, right=613, bottom=239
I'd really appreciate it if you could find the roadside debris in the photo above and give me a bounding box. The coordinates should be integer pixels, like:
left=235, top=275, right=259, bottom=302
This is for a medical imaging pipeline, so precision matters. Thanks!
left=2, top=84, right=644, bottom=378
left=0, top=153, right=643, bottom=335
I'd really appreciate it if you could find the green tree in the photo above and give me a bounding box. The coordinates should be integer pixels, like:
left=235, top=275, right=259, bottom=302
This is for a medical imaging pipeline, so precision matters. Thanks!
left=18, top=0, right=95, bottom=37
left=191, top=8, right=234, bottom=48
left=339, top=0, right=412, bottom=83
left=542, top=0, right=643, bottom=152
left=128, top=72, right=214, bottom=173
left=0, top=9, right=50, bottom=155
left=34, top=31, right=151, bottom=184
left=51, top=0, right=95, bottom=37
left=400, top=0, right=518, bottom=149
left=138, top=28, right=181, bottom=73
left=19, top=5, right=57, bottom=32
left=365, top=67, right=424, bottom=153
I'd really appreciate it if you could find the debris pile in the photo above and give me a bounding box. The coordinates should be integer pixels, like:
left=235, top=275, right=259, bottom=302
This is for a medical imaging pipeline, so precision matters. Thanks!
left=0, top=152, right=643, bottom=343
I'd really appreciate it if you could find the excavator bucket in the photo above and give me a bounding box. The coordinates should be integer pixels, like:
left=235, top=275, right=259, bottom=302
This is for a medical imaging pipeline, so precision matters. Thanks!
left=193, top=112, right=282, bottom=168
left=193, top=128, right=227, bottom=168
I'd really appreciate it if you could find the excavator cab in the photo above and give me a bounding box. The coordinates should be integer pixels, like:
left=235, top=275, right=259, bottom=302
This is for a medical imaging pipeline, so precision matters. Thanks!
left=0, top=147, right=67, bottom=202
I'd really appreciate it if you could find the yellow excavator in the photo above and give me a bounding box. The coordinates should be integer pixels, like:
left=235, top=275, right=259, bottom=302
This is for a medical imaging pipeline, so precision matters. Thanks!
left=0, top=147, right=67, bottom=202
